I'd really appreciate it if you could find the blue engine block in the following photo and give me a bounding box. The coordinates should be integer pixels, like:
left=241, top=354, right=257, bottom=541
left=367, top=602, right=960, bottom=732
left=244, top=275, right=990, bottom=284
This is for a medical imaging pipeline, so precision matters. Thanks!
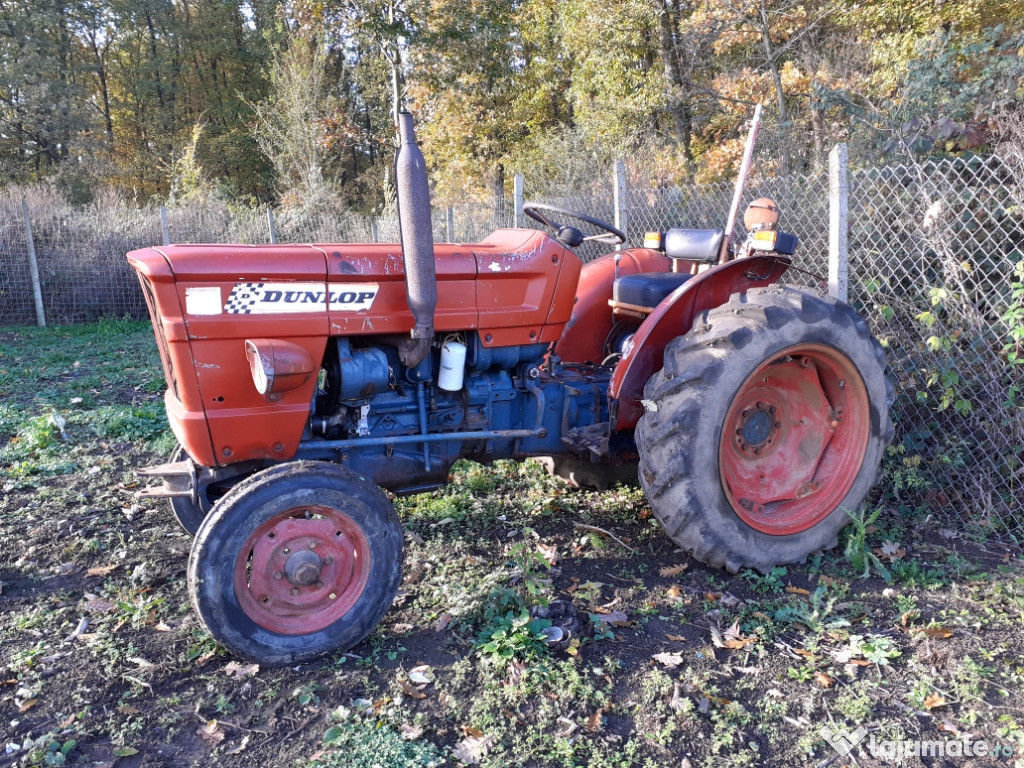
left=297, top=334, right=615, bottom=493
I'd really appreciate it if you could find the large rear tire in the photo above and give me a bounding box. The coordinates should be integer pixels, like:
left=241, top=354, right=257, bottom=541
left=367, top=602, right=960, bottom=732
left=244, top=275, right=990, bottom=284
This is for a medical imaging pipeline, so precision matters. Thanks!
left=188, top=461, right=403, bottom=665
left=636, top=286, right=893, bottom=573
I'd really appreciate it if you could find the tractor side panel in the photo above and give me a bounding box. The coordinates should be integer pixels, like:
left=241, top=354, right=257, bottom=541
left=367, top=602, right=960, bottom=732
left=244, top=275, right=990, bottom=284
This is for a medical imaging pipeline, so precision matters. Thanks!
left=608, top=255, right=791, bottom=431
left=555, top=248, right=673, bottom=364
left=474, top=231, right=577, bottom=347
left=327, top=244, right=478, bottom=334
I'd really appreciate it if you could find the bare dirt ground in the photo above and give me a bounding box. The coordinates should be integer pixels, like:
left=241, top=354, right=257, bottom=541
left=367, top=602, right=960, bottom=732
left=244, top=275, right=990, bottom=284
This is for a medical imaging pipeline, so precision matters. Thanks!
left=3, top=323, right=1024, bottom=768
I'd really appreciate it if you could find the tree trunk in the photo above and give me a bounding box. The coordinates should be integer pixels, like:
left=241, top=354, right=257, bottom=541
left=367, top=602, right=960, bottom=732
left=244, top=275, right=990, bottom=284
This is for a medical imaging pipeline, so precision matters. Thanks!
left=655, top=0, right=694, bottom=170
left=757, top=1, right=790, bottom=173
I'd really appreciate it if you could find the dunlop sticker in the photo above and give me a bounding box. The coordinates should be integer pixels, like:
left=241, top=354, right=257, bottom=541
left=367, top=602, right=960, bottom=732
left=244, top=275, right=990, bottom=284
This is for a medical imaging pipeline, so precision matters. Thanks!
left=223, top=282, right=379, bottom=314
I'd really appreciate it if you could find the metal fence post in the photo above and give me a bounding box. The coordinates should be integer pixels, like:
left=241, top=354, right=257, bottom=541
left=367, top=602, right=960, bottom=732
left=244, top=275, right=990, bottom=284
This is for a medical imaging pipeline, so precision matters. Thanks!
left=613, top=160, right=628, bottom=249
left=514, top=173, right=524, bottom=229
left=829, top=143, right=849, bottom=303
left=446, top=207, right=455, bottom=243
left=371, top=219, right=379, bottom=243
left=21, top=200, right=46, bottom=328
left=159, top=205, right=170, bottom=246
left=267, top=207, right=278, bottom=244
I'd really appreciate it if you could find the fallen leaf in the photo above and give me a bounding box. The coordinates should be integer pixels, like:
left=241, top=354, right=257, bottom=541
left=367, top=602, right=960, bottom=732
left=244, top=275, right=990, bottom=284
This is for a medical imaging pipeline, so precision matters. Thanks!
left=669, top=682, right=687, bottom=712
left=876, top=541, right=906, bottom=561
left=408, top=665, right=432, bottom=685
left=785, top=586, right=811, bottom=596
left=224, top=661, right=260, bottom=678
left=113, top=747, right=138, bottom=757
left=536, top=542, right=559, bottom=566
left=814, top=672, right=835, bottom=688
left=87, top=564, right=119, bottom=577
left=660, top=564, right=687, bottom=578
left=923, top=693, right=947, bottom=709
left=18, top=698, right=38, bottom=712
left=400, top=724, right=424, bottom=740
left=435, top=613, right=453, bottom=632
left=585, top=710, right=604, bottom=731
left=592, top=609, right=630, bottom=626
left=818, top=575, right=838, bottom=587
left=85, top=598, right=115, bottom=613
left=400, top=680, right=427, bottom=699
left=705, top=591, right=721, bottom=602
left=198, top=720, right=225, bottom=745
left=226, top=735, right=251, bottom=755
left=652, top=652, right=684, bottom=668
left=462, top=726, right=485, bottom=739
left=711, top=620, right=757, bottom=650
left=666, top=634, right=687, bottom=642
left=154, top=622, right=173, bottom=632
left=393, top=623, right=414, bottom=633
left=452, top=734, right=494, bottom=765
left=922, top=627, right=954, bottom=639
left=666, top=584, right=683, bottom=598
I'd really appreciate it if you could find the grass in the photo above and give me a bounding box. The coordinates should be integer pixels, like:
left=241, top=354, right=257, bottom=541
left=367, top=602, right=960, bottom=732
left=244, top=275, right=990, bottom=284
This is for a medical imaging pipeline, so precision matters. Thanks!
left=1, top=321, right=1023, bottom=767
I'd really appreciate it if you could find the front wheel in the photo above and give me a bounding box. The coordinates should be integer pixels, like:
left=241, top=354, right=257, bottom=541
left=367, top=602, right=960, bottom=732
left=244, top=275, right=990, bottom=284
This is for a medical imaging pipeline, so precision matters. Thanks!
left=636, top=286, right=893, bottom=573
left=188, top=461, right=403, bottom=665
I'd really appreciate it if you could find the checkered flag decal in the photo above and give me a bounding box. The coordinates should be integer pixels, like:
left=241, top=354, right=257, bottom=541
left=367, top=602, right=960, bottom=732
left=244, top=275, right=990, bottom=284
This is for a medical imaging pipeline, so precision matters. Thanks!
left=224, top=283, right=264, bottom=314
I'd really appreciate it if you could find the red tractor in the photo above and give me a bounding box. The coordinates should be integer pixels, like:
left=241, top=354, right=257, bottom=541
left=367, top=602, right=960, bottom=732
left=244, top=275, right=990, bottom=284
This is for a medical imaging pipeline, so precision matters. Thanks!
left=129, top=114, right=892, bottom=664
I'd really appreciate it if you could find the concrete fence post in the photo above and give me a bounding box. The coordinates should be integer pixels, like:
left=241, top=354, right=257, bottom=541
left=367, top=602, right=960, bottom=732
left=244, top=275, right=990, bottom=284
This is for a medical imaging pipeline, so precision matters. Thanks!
left=267, top=207, right=278, bottom=244
left=829, top=143, right=849, bottom=303
left=159, top=205, right=170, bottom=246
left=371, top=219, right=379, bottom=243
left=613, top=159, right=628, bottom=249
left=513, top=173, right=524, bottom=229
left=21, top=199, right=46, bottom=328
left=446, top=207, right=455, bottom=243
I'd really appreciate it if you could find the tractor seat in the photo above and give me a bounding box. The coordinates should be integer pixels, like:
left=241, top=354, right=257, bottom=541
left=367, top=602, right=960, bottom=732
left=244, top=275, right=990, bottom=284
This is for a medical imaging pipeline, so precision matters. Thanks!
left=612, top=272, right=693, bottom=312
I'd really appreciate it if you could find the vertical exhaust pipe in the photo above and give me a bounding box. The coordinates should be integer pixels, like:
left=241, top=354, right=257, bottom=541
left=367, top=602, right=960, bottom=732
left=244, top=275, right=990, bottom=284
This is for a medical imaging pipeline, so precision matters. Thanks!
left=395, top=112, right=437, bottom=368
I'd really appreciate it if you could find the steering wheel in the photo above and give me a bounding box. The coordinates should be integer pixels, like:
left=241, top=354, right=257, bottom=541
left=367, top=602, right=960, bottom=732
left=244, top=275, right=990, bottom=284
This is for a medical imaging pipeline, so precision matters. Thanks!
left=523, top=203, right=626, bottom=247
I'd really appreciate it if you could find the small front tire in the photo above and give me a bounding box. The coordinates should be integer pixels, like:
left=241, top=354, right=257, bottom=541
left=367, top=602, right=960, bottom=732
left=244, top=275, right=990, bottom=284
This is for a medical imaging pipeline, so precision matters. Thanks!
left=187, top=461, right=403, bottom=665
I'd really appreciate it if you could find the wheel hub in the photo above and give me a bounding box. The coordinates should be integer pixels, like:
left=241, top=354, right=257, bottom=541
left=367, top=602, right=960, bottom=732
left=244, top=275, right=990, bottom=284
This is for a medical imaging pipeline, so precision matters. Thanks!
left=285, top=548, right=323, bottom=587
left=736, top=402, right=778, bottom=454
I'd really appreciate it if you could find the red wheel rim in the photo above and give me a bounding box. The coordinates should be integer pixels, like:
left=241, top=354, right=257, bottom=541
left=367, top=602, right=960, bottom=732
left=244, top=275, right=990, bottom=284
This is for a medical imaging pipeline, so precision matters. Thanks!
left=234, top=505, right=371, bottom=635
left=719, top=343, right=870, bottom=535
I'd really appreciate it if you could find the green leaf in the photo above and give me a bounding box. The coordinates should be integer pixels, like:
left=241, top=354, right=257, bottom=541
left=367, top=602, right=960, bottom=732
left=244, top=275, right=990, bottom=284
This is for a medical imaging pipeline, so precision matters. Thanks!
left=323, top=725, right=345, bottom=745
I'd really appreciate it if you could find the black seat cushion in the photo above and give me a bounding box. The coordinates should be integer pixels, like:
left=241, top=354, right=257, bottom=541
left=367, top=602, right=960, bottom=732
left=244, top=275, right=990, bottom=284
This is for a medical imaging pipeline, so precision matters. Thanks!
left=612, top=272, right=693, bottom=309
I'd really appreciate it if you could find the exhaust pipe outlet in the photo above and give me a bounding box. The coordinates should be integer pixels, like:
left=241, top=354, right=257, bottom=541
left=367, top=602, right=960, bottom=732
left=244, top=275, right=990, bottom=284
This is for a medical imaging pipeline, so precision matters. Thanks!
left=395, top=111, right=437, bottom=368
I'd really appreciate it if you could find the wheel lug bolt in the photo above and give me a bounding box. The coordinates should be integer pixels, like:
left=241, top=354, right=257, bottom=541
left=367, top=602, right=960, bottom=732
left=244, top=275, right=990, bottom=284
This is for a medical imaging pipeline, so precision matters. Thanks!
left=323, top=557, right=333, bottom=566
left=329, top=592, right=337, bottom=600
left=283, top=547, right=290, bottom=554
left=273, top=571, right=283, bottom=580
left=839, top=380, right=846, bottom=389
left=309, top=542, right=317, bottom=549
left=290, top=588, right=299, bottom=596
left=315, top=580, right=324, bottom=589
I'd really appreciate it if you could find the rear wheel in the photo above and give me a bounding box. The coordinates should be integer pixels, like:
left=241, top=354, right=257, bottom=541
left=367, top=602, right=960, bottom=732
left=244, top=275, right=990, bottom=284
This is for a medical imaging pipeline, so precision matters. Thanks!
left=188, top=461, right=403, bottom=665
left=636, top=286, right=892, bottom=573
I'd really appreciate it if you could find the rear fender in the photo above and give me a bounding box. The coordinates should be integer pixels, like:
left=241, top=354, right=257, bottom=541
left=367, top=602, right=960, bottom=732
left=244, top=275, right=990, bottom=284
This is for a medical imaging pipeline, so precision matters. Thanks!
left=608, top=255, right=791, bottom=431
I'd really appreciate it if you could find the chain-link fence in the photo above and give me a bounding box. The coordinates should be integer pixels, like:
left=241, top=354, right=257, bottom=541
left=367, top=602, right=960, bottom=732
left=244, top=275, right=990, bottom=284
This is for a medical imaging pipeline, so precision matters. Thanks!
left=2, top=153, right=1022, bottom=537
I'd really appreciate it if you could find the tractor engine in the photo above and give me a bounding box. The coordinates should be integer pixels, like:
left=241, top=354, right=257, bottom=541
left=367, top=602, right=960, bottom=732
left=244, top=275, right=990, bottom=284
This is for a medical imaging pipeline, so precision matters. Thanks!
left=298, top=332, right=614, bottom=493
